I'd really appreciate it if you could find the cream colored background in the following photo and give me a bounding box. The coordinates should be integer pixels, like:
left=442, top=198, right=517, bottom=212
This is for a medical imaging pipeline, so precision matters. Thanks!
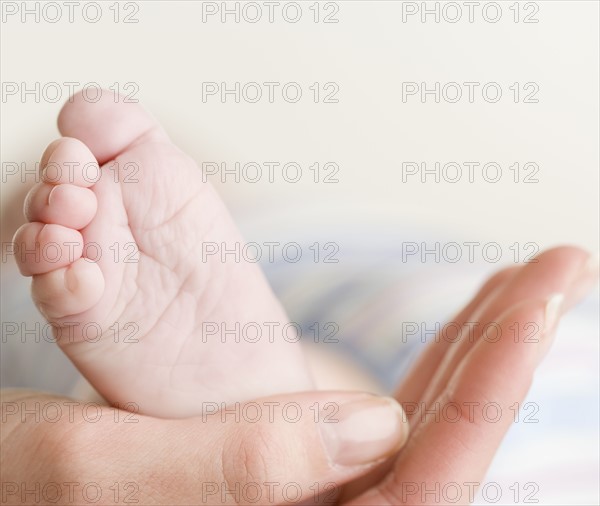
left=1, top=3, right=599, bottom=504
left=1, top=0, right=598, bottom=253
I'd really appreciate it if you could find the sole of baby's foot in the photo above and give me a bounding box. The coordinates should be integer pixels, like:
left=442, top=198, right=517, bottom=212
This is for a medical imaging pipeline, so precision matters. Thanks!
left=13, top=91, right=312, bottom=417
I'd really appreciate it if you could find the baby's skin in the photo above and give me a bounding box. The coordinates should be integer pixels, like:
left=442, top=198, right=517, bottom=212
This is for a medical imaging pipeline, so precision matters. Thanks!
left=13, top=92, right=313, bottom=417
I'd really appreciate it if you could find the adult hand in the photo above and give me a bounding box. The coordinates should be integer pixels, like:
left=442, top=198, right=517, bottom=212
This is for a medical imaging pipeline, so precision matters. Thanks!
left=2, top=247, right=596, bottom=505
left=343, top=246, right=598, bottom=504
left=0, top=388, right=408, bottom=505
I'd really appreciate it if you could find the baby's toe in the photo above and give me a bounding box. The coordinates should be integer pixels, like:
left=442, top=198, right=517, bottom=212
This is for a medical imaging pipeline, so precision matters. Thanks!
left=24, top=182, right=97, bottom=230
left=39, top=139, right=62, bottom=169
left=40, top=137, right=100, bottom=188
left=32, top=258, right=104, bottom=320
left=13, top=222, right=83, bottom=276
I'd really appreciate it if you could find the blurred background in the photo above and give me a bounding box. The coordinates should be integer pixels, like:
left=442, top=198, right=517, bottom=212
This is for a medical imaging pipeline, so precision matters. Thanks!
left=1, top=1, right=599, bottom=504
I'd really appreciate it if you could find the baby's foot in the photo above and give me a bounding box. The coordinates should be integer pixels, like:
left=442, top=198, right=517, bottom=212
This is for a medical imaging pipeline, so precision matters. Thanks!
left=13, top=92, right=312, bottom=417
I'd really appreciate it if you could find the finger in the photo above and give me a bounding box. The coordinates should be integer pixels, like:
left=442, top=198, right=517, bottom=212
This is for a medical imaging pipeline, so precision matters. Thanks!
left=355, top=248, right=596, bottom=505
left=339, top=267, right=521, bottom=503
left=395, top=265, right=519, bottom=417
left=56, top=392, right=409, bottom=506
left=418, top=246, right=596, bottom=416
left=188, top=391, right=409, bottom=506
left=349, top=294, right=567, bottom=506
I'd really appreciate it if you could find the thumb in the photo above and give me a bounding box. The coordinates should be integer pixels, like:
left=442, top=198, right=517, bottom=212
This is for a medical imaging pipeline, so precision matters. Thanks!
left=83, top=391, right=409, bottom=505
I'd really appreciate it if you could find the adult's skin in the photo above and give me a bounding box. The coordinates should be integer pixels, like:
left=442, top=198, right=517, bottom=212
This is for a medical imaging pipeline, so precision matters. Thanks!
left=1, top=246, right=597, bottom=505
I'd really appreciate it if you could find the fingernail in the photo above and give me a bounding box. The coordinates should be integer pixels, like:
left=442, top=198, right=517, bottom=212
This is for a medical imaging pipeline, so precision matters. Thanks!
left=320, top=396, right=408, bottom=467
left=42, top=163, right=60, bottom=184
left=538, top=293, right=564, bottom=362
left=65, top=263, right=79, bottom=292
left=544, top=293, right=564, bottom=333
left=48, top=185, right=59, bottom=206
